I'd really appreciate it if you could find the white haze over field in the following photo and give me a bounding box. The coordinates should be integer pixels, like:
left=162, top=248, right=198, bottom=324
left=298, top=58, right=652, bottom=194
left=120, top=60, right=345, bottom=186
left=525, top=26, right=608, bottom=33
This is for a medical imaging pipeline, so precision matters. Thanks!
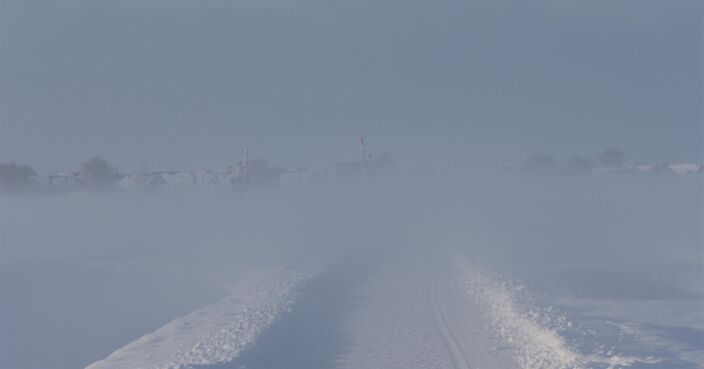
left=1, top=175, right=702, bottom=368
left=0, top=0, right=702, bottom=368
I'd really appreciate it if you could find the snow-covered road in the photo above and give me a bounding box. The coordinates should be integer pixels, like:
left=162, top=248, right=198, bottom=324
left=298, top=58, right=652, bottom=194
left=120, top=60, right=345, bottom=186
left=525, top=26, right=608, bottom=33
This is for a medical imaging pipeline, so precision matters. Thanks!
left=336, top=249, right=517, bottom=369
left=85, top=246, right=703, bottom=369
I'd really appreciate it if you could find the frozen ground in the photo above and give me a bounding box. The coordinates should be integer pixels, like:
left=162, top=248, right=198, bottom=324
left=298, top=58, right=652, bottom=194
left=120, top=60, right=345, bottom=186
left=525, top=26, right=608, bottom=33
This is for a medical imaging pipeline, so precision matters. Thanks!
left=1, top=178, right=701, bottom=369
left=459, top=259, right=703, bottom=369
left=0, top=259, right=227, bottom=369
left=82, top=248, right=703, bottom=369
left=511, top=262, right=704, bottom=368
left=87, top=268, right=316, bottom=369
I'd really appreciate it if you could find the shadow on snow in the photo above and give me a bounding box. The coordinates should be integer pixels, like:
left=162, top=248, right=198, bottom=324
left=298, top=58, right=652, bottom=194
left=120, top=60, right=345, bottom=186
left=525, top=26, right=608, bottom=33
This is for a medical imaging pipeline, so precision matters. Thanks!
left=195, top=254, right=379, bottom=369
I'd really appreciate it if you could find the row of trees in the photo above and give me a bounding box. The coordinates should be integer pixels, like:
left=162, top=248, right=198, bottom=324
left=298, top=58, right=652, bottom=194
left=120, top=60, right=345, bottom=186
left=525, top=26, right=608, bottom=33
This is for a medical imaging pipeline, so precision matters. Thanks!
left=0, top=157, right=118, bottom=193
left=523, top=148, right=626, bottom=173
left=0, top=163, right=37, bottom=193
left=79, top=157, right=120, bottom=189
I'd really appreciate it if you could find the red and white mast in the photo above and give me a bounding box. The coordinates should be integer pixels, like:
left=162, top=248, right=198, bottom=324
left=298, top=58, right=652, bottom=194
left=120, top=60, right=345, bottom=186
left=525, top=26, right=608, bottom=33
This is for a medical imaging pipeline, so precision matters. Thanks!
left=359, top=137, right=367, bottom=166
left=359, top=137, right=369, bottom=182
left=243, top=148, right=250, bottom=176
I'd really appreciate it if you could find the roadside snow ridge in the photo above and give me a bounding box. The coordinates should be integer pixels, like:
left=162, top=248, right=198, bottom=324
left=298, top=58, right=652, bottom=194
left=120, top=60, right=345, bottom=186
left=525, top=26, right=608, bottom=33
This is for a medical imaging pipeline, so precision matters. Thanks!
left=86, top=270, right=312, bottom=369
left=458, top=261, right=660, bottom=369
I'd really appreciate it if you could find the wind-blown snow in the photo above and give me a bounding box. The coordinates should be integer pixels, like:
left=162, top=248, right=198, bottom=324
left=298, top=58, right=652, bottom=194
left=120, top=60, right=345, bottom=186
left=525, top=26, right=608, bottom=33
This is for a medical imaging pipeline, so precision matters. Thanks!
left=86, top=269, right=315, bottom=369
left=458, top=260, right=663, bottom=369
left=459, top=261, right=581, bottom=369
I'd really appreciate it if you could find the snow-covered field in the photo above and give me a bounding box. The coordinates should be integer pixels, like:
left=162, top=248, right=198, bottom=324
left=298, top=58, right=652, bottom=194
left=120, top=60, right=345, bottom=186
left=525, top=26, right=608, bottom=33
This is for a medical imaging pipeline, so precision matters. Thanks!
left=458, top=259, right=703, bottom=369
left=82, top=249, right=701, bottom=369
left=1, top=177, right=701, bottom=369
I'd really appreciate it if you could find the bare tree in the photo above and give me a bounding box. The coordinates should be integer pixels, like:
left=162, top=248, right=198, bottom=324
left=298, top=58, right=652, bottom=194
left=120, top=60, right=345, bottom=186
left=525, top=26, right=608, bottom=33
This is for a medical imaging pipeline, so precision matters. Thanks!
left=567, top=154, right=594, bottom=174
left=81, top=157, right=120, bottom=190
left=246, top=158, right=282, bottom=186
left=525, top=152, right=559, bottom=171
left=369, top=153, right=397, bottom=177
left=0, top=162, right=37, bottom=193
left=599, top=148, right=625, bottom=167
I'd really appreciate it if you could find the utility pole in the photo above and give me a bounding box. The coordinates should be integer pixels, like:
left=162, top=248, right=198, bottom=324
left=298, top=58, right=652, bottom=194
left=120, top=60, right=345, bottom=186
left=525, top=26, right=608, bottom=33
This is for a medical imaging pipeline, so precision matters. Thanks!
left=359, top=137, right=368, bottom=182
left=243, top=148, right=250, bottom=177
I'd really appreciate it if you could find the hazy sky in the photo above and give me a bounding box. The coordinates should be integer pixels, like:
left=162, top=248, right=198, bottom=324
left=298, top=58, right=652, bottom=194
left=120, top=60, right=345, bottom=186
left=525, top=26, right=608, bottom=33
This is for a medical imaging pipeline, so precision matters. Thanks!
left=1, top=0, right=701, bottom=174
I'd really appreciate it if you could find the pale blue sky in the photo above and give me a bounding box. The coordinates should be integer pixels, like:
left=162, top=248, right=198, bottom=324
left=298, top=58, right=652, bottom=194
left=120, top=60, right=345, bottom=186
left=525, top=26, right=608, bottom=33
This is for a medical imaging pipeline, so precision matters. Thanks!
left=1, top=0, right=701, bottom=173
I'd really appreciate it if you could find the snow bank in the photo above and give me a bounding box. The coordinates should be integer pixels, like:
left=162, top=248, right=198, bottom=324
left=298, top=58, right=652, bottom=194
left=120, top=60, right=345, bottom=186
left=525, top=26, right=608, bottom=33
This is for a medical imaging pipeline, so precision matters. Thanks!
left=85, top=269, right=315, bottom=369
left=458, top=261, right=661, bottom=369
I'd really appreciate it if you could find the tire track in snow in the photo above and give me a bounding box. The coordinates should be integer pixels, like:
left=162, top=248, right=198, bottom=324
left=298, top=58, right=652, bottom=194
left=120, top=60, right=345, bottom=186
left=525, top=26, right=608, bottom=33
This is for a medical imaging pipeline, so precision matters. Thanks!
left=212, top=261, right=363, bottom=369
left=336, top=251, right=455, bottom=369
left=431, top=278, right=472, bottom=369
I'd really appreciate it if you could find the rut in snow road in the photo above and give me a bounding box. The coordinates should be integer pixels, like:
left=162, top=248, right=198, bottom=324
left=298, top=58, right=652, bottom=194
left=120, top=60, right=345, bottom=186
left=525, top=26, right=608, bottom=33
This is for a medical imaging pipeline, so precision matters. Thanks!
left=431, top=279, right=472, bottom=369
left=199, top=256, right=375, bottom=369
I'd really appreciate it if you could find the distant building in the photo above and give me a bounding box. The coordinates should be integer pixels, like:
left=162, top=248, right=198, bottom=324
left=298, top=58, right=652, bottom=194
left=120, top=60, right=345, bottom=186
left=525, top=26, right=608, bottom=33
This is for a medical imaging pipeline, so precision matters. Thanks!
left=591, top=163, right=702, bottom=178
left=591, top=166, right=627, bottom=178
left=117, top=173, right=151, bottom=190
left=279, top=169, right=315, bottom=186
left=335, top=162, right=365, bottom=184
left=194, top=170, right=233, bottom=187
left=47, top=172, right=83, bottom=190
left=669, top=164, right=703, bottom=176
